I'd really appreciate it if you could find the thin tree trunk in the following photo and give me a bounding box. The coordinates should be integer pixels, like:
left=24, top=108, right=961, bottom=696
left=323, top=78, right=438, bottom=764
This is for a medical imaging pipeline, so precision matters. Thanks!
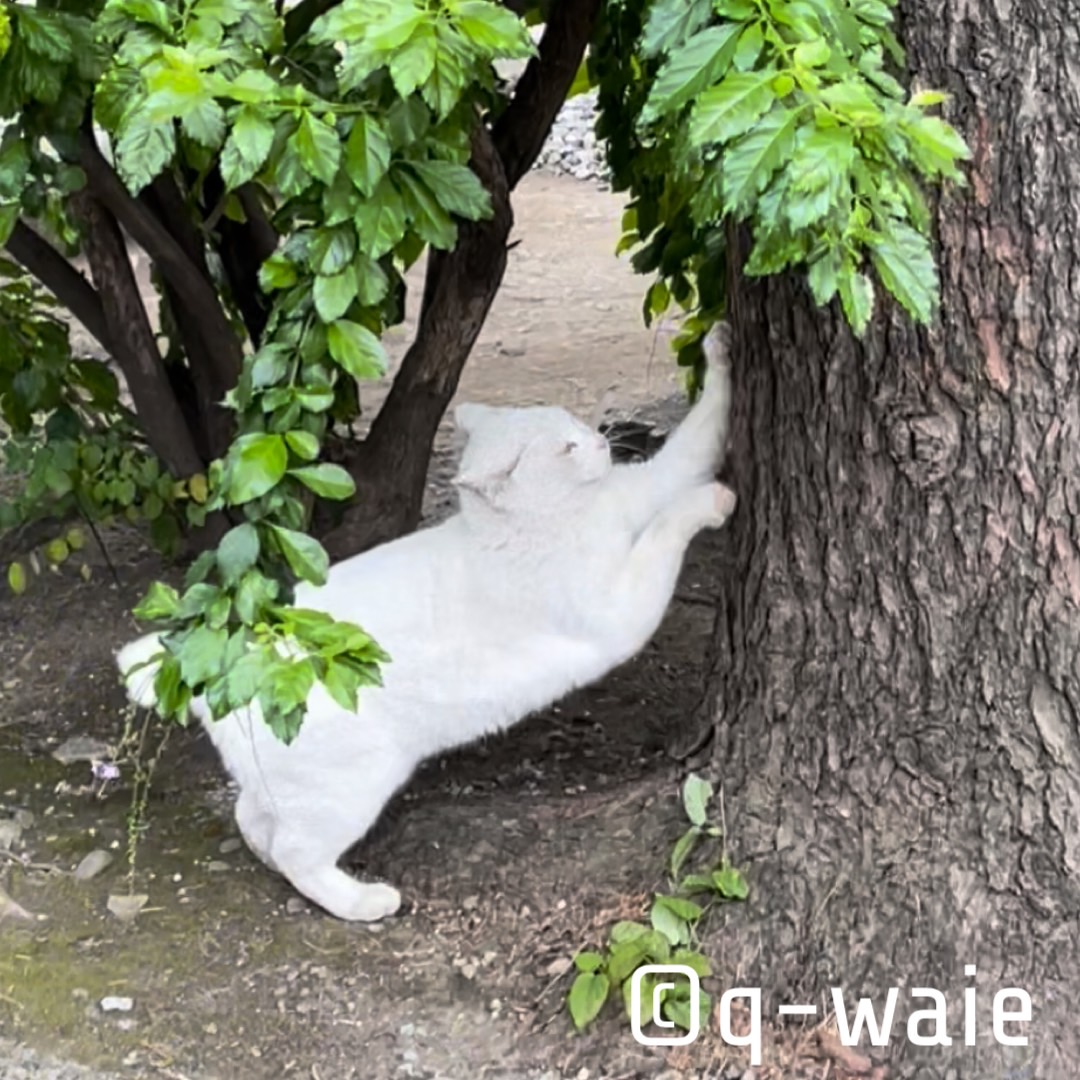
left=69, top=190, right=205, bottom=481
left=322, top=0, right=602, bottom=557
left=698, top=2, right=1080, bottom=1075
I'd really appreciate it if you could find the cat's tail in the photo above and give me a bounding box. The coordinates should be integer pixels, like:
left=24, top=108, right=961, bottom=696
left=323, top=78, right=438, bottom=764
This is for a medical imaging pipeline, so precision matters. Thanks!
left=115, top=632, right=166, bottom=710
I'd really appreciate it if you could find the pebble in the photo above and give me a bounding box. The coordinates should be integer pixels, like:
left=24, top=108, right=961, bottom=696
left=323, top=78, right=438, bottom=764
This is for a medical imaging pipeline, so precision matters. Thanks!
left=285, top=897, right=308, bottom=915
left=99, top=996, right=134, bottom=1013
left=218, top=837, right=243, bottom=854
left=52, top=736, right=112, bottom=765
left=0, top=819, right=23, bottom=850
left=74, top=850, right=114, bottom=882
left=206, top=860, right=230, bottom=873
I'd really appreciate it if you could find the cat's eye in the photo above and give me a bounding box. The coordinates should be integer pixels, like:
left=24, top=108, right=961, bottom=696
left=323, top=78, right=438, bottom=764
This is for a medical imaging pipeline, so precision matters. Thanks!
left=561, top=441, right=578, bottom=454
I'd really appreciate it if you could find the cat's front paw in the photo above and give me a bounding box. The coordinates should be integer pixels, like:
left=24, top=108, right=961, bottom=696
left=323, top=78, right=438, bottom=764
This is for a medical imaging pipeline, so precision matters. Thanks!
left=713, top=482, right=736, bottom=523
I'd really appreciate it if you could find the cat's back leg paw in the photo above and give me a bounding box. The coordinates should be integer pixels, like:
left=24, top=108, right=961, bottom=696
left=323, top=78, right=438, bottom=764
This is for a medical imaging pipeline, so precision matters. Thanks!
left=286, top=866, right=402, bottom=922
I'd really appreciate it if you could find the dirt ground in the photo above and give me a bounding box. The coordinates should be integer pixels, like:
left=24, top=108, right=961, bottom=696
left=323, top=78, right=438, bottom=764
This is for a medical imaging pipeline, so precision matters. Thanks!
left=0, top=175, right=848, bottom=1080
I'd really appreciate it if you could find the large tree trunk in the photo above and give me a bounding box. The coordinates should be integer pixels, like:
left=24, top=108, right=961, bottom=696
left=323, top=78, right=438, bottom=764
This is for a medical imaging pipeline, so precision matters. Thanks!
left=698, top=2, right=1080, bottom=1075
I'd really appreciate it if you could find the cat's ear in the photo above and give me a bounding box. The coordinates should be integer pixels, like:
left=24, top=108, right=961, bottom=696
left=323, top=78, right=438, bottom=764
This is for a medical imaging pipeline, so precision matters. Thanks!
left=453, top=446, right=526, bottom=502
left=454, top=402, right=497, bottom=436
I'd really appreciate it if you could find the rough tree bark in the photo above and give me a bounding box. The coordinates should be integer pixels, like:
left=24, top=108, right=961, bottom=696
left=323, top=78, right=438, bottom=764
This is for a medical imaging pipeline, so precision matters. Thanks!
left=696, top=2, right=1079, bottom=1076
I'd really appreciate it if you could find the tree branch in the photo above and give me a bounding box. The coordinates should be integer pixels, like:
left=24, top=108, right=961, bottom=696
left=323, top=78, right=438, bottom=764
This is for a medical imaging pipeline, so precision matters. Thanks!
left=69, top=189, right=205, bottom=480
left=77, top=131, right=243, bottom=409
left=283, top=0, right=341, bottom=46
left=492, top=0, right=602, bottom=189
left=4, top=221, right=113, bottom=355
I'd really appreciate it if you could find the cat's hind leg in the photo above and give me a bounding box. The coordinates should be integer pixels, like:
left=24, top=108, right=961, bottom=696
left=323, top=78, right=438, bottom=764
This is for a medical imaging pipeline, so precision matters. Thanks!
left=260, top=753, right=412, bottom=922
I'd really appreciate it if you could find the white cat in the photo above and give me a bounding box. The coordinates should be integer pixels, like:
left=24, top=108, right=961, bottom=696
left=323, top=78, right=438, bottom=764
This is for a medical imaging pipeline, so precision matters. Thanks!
left=117, top=328, right=736, bottom=922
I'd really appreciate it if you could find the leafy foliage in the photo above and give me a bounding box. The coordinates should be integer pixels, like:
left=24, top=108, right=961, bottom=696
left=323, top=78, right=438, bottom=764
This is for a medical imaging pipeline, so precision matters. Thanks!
left=0, top=0, right=532, bottom=739
left=566, top=774, right=748, bottom=1034
left=0, top=261, right=206, bottom=587
left=591, top=0, right=970, bottom=383
left=0, top=0, right=967, bottom=746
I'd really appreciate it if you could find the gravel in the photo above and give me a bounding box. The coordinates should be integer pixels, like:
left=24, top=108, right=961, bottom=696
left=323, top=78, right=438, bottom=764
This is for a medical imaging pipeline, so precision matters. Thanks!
left=531, top=90, right=609, bottom=187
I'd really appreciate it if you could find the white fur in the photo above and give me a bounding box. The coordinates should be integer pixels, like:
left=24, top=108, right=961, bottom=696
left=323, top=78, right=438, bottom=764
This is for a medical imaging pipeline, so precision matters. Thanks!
left=116, top=330, right=736, bottom=922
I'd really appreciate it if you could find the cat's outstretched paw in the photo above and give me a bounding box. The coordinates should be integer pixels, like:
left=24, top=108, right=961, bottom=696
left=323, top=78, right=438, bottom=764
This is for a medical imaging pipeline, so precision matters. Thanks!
left=701, top=322, right=732, bottom=378
left=713, top=482, right=736, bottom=523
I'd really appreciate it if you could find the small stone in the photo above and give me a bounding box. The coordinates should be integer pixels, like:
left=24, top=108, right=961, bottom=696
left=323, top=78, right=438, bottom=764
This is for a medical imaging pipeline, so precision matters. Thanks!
left=218, top=837, right=243, bottom=854
left=399, top=1022, right=416, bottom=1038
left=107, top=893, right=148, bottom=922
left=12, top=809, right=34, bottom=828
left=74, top=849, right=114, bottom=882
left=206, top=860, right=230, bottom=873
left=52, top=736, right=112, bottom=765
left=546, top=957, right=572, bottom=977
left=100, top=996, right=134, bottom=1013
left=285, top=897, right=308, bottom=915
left=462, top=894, right=479, bottom=911
left=0, top=820, right=22, bottom=850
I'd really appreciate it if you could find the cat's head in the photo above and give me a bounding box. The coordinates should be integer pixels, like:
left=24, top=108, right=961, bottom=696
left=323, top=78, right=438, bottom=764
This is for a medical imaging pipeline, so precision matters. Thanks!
left=453, top=402, right=612, bottom=515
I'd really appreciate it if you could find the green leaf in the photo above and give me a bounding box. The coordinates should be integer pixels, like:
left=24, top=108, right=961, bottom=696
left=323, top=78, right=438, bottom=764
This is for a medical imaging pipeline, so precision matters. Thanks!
left=902, top=113, right=970, bottom=180
left=353, top=177, right=407, bottom=258
left=289, top=463, right=355, bottom=500
left=16, top=7, right=72, bottom=60
left=869, top=219, right=937, bottom=323
left=807, top=247, right=842, bottom=305
left=327, top=320, right=388, bottom=380
left=133, top=581, right=181, bottom=621
left=388, top=23, right=437, bottom=96
left=567, top=972, right=610, bottom=1031
left=721, top=106, right=800, bottom=216
left=670, top=949, right=712, bottom=979
left=449, top=0, right=531, bottom=56
left=732, top=22, right=763, bottom=72
left=650, top=900, right=691, bottom=946
left=311, top=225, right=357, bottom=276
left=354, top=251, right=389, bottom=304
left=406, top=160, right=491, bottom=220
left=258, top=253, right=297, bottom=291
left=345, top=113, right=392, bottom=197
left=609, top=921, right=650, bottom=946
left=670, top=825, right=701, bottom=879
left=322, top=658, right=364, bottom=711
left=217, top=522, right=260, bottom=585
left=262, top=658, right=315, bottom=714
left=221, top=104, right=275, bottom=187
left=181, top=97, right=226, bottom=147
left=793, top=37, right=830, bottom=68
left=8, top=561, right=26, bottom=595
left=314, top=269, right=359, bottom=323
left=642, top=23, right=740, bottom=120
left=270, top=525, right=329, bottom=586
left=640, top=0, right=712, bottom=58
left=296, top=111, right=341, bottom=186
left=573, top=951, right=605, bottom=974
left=653, top=895, right=704, bottom=922
left=234, top=569, right=278, bottom=625
left=682, top=774, right=713, bottom=827
left=838, top=263, right=874, bottom=334
left=226, top=433, right=288, bottom=504
left=712, top=865, right=749, bottom=900
left=223, top=68, right=278, bottom=103
left=115, top=111, right=176, bottom=194
left=395, top=167, right=456, bottom=249
left=689, top=68, right=777, bottom=148
left=285, top=430, right=320, bottom=461
left=177, top=625, right=228, bottom=686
